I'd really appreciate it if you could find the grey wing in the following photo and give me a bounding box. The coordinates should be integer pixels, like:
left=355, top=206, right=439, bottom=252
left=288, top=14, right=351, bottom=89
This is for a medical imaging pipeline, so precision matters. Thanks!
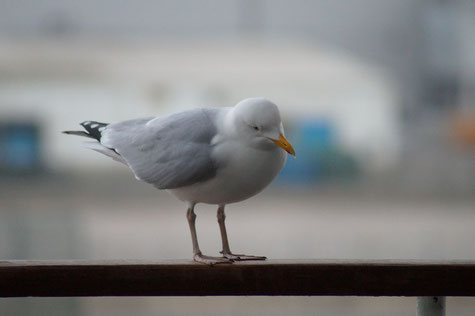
left=101, top=109, right=219, bottom=189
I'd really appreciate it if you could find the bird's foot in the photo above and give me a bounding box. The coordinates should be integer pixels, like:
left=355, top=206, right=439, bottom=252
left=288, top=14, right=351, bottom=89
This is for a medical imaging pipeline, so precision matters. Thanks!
left=193, top=253, right=234, bottom=265
left=221, top=251, right=267, bottom=261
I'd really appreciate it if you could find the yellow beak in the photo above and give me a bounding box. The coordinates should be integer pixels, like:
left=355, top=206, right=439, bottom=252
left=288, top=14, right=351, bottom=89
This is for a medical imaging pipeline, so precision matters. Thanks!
left=271, top=134, right=296, bottom=157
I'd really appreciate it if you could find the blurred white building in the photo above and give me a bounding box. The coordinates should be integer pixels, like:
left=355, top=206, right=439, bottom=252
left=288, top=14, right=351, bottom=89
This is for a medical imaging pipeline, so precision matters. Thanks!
left=0, top=0, right=474, bottom=190
left=0, top=40, right=399, bottom=173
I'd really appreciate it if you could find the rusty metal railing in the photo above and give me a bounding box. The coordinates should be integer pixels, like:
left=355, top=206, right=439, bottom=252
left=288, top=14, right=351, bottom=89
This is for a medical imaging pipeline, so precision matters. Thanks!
left=2, top=259, right=474, bottom=315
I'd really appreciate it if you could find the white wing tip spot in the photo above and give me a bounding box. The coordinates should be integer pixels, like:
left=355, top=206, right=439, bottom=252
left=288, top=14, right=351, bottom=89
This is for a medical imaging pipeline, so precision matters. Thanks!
left=91, top=124, right=98, bottom=128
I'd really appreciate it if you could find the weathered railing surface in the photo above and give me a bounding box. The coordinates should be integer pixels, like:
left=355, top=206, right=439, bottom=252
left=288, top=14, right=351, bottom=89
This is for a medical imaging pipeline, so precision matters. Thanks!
left=1, top=259, right=474, bottom=297
left=1, top=260, right=474, bottom=315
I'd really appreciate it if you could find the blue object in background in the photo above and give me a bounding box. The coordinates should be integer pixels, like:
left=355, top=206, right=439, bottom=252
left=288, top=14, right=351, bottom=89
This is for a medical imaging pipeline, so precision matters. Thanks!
left=0, top=123, right=41, bottom=172
left=276, top=118, right=359, bottom=186
left=277, top=119, right=335, bottom=184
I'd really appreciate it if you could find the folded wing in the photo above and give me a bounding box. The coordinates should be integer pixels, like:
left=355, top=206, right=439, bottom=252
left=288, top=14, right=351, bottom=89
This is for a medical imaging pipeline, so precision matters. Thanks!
left=101, top=109, right=219, bottom=189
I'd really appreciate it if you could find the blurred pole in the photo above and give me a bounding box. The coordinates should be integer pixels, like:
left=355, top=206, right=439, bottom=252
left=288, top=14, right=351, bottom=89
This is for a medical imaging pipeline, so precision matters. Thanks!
left=417, top=296, right=445, bottom=316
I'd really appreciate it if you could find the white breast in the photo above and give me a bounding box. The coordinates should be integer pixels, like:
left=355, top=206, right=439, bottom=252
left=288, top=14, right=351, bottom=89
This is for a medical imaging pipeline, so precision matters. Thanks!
left=169, top=140, right=286, bottom=205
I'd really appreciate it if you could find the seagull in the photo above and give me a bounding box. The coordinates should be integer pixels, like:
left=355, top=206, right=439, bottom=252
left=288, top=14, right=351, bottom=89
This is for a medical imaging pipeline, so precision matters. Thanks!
left=63, top=98, right=295, bottom=264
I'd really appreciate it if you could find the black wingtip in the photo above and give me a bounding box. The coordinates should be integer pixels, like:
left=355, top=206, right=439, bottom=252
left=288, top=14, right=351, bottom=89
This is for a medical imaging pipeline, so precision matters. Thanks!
left=80, top=121, right=109, bottom=141
left=62, top=130, right=95, bottom=139
left=63, top=121, right=109, bottom=141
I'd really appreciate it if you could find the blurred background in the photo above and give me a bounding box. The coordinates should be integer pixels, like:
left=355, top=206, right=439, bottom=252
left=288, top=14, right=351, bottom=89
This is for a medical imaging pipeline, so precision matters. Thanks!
left=0, top=0, right=474, bottom=315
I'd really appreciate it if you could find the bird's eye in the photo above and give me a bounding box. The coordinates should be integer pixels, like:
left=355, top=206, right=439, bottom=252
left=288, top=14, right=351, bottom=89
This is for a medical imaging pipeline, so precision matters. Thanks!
left=253, top=126, right=259, bottom=131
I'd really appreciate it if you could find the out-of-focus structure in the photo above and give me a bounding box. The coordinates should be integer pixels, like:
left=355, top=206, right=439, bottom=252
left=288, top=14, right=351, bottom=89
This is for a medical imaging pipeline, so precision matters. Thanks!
left=0, top=1, right=474, bottom=316
left=0, top=0, right=474, bottom=193
left=0, top=41, right=399, bottom=175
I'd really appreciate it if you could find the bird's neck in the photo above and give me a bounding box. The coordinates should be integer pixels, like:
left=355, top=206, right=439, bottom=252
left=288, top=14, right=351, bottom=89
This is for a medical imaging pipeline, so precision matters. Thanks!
left=220, top=107, right=241, bottom=138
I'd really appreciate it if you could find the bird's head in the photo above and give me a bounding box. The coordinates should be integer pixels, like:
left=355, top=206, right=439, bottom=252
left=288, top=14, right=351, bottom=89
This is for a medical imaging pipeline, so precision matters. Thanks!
left=231, top=98, right=295, bottom=156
